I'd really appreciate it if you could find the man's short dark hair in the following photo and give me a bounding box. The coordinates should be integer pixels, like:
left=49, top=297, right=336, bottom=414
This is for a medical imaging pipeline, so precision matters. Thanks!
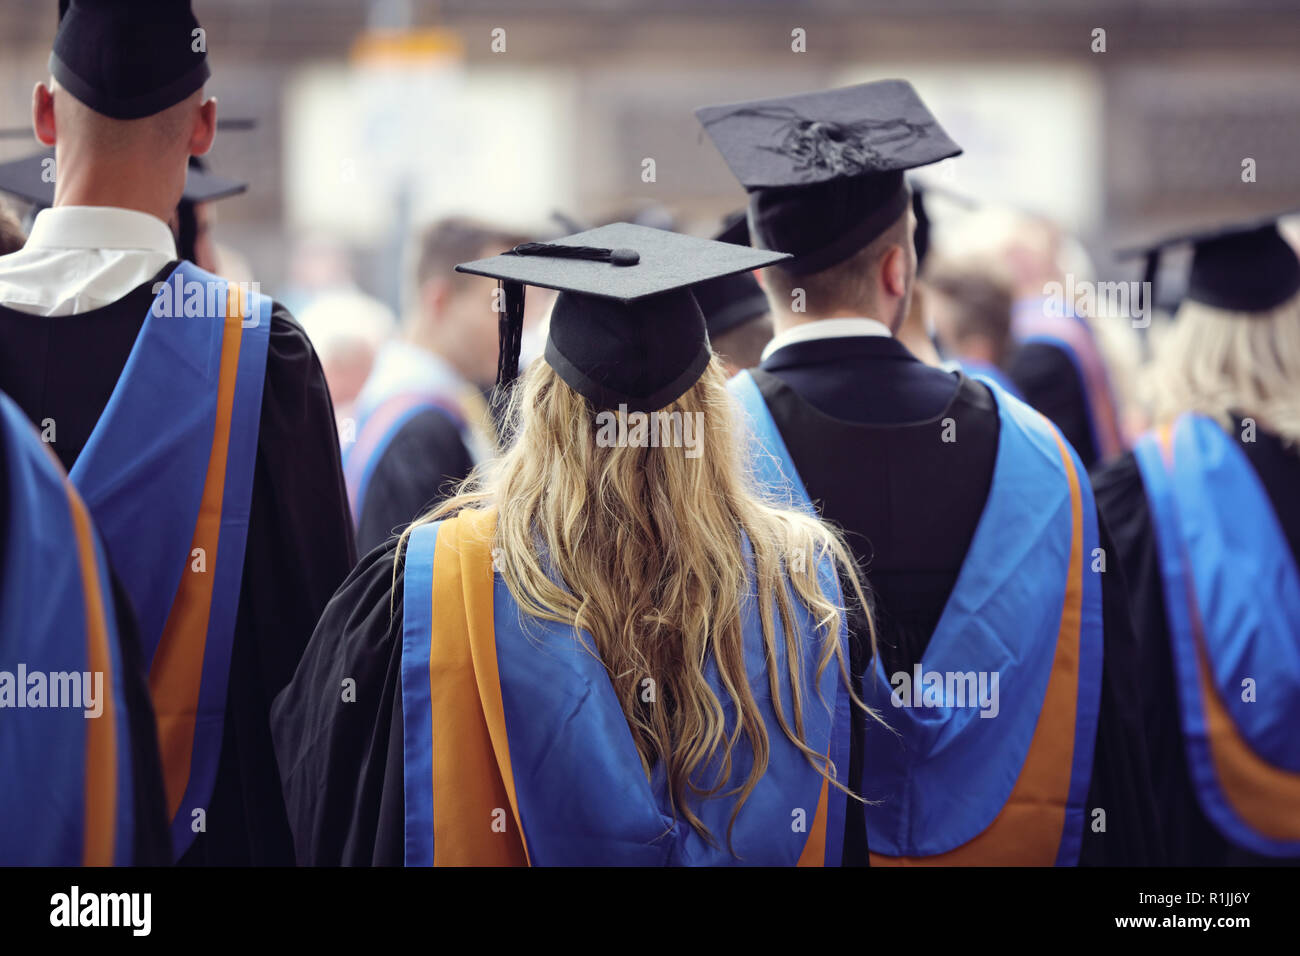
left=413, top=216, right=531, bottom=292
left=761, top=207, right=910, bottom=318
left=0, top=201, right=26, bottom=256
left=926, top=267, right=1015, bottom=361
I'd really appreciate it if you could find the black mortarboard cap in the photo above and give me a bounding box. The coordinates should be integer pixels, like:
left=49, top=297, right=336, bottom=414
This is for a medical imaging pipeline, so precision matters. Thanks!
left=714, top=209, right=751, bottom=247
left=692, top=212, right=769, bottom=338
left=696, top=80, right=961, bottom=275
left=693, top=271, right=770, bottom=339
left=456, top=223, right=788, bottom=412
left=180, top=156, right=247, bottom=204
left=51, top=0, right=210, bottom=121
left=1122, top=212, right=1300, bottom=316
left=0, top=152, right=58, bottom=210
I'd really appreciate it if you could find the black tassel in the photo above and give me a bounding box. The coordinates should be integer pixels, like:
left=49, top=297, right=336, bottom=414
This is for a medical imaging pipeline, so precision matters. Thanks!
left=508, top=242, right=640, bottom=266
left=496, top=280, right=525, bottom=393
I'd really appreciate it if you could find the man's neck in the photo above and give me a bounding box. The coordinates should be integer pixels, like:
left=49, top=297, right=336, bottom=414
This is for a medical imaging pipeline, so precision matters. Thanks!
left=52, top=157, right=181, bottom=225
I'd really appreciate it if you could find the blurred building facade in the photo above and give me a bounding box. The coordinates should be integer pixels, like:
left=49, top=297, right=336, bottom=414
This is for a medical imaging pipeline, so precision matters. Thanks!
left=1, top=0, right=1297, bottom=307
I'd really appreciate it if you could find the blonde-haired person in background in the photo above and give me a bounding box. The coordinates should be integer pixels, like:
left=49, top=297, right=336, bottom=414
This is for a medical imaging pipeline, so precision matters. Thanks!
left=271, top=226, right=874, bottom=866
left=1092, top=216, right=1300, bottom=865
left=1140, top=296, right=1300, bottom=447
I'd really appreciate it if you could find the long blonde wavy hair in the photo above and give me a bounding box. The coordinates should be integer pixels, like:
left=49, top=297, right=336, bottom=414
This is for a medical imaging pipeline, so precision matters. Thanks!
left=398, top=356, right=874, bottom=848
left=1142, top=291, right=1300, bottom=446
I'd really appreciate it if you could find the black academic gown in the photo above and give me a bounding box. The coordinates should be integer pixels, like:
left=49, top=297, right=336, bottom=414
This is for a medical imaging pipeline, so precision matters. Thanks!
left=754, top=333, right=1160, bottom=865
left=1008, top=341, right=1101, bottom=469
left=0, top=422, right=172, bottom=865
left=102, top=569, right=175, bottom=865
left=0, top=264, right=357, bottom=865
left=355, top=409, right=475, bottom=555
left=269, top=539, right=413, bottom=866
left=1091, top=419, right=1300, bottom=866
left=271, top=536, right=871, bottom=866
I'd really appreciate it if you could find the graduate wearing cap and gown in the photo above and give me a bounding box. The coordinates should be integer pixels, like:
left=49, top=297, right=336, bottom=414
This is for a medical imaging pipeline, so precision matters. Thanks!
left=698, top=80, right=1159, bottom=865
left=347, top=346, right=490, bottom=557
left=1, top=388, right=171, bottom=865
left=910, top=183, right=1024, bottom=398
left=271, top=224, right=871, bottom=866
left=1007, top=308, right=1125, bottom=470
left=926, top=268, right=1026, bottom=401
left=692, top=213, right=774, bottom=375
left=344, top=220, right=525, bottom=556
left=1092, top=218, right=1300, bottom=865
left=1002, top=223, right=1126, bottom=470
left=0, top=0, right=355, bottom=865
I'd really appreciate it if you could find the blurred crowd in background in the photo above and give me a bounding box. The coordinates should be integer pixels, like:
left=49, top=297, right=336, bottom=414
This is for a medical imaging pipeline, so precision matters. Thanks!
left=2, top=0, right=1299, bottom=439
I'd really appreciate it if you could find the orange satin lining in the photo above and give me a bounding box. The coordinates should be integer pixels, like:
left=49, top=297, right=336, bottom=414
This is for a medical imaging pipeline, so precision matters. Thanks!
left=1153, top=425, right=1300, bottom=840
left=796, top=776, right=830, bottom=866
left=1193, top=637, right=1300, bottom=838
left=872, top=421, right=1084, bottom=866
left=149, top=284, right=243, bottom=819
left=67, top=483, right=117, bottom=866
left=1154, top=423, right=1174, bottom=466
left=429, top=507, right=530, bottom=865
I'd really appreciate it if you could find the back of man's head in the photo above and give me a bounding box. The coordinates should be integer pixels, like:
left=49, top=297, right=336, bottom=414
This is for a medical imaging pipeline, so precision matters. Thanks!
left=406, top=217, right=533, bottom=387
left=34, top=0, right=216, bottom=219
left=926, top=266, right=1015, bottom=364
left=411, top=217, right=531, bottom=306
left=762, top=207, right=914, bottom=328
left=52, top=83, right=203, bottom=163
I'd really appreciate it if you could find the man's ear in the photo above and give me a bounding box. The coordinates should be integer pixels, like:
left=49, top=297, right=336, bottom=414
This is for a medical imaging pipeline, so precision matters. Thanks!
left=189, top=96, right=217, bottom=157
left=420, top=278, right=450, bottom=325
left=880, top=243, right=908, bottom=299
left=32, top=82, right=57, bottom=147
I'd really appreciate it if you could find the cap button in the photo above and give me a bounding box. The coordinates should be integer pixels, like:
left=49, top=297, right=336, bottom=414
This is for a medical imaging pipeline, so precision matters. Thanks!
left=609, top=248, right=640, bottom=266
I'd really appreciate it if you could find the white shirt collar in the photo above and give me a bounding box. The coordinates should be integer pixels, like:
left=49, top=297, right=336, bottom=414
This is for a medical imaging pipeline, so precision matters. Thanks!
left=25, top=206, right=177, bottom=258
left=761, top=317, right=892, bottom=363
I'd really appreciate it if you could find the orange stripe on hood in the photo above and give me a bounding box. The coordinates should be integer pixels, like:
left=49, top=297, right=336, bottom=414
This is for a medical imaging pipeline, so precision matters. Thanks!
left=67, top=483, right=118, bottom=866
left=872, top=421, right=1084, bottom=866
left=150, top=284, right=243, bottom=819
left=1154, top=424, right=1300, bottom=841
left=429, top=507, right=530, bottom=865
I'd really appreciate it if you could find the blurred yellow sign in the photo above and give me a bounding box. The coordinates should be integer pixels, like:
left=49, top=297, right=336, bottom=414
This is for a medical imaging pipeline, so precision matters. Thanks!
left=350, top=28, right=463, bottom=66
